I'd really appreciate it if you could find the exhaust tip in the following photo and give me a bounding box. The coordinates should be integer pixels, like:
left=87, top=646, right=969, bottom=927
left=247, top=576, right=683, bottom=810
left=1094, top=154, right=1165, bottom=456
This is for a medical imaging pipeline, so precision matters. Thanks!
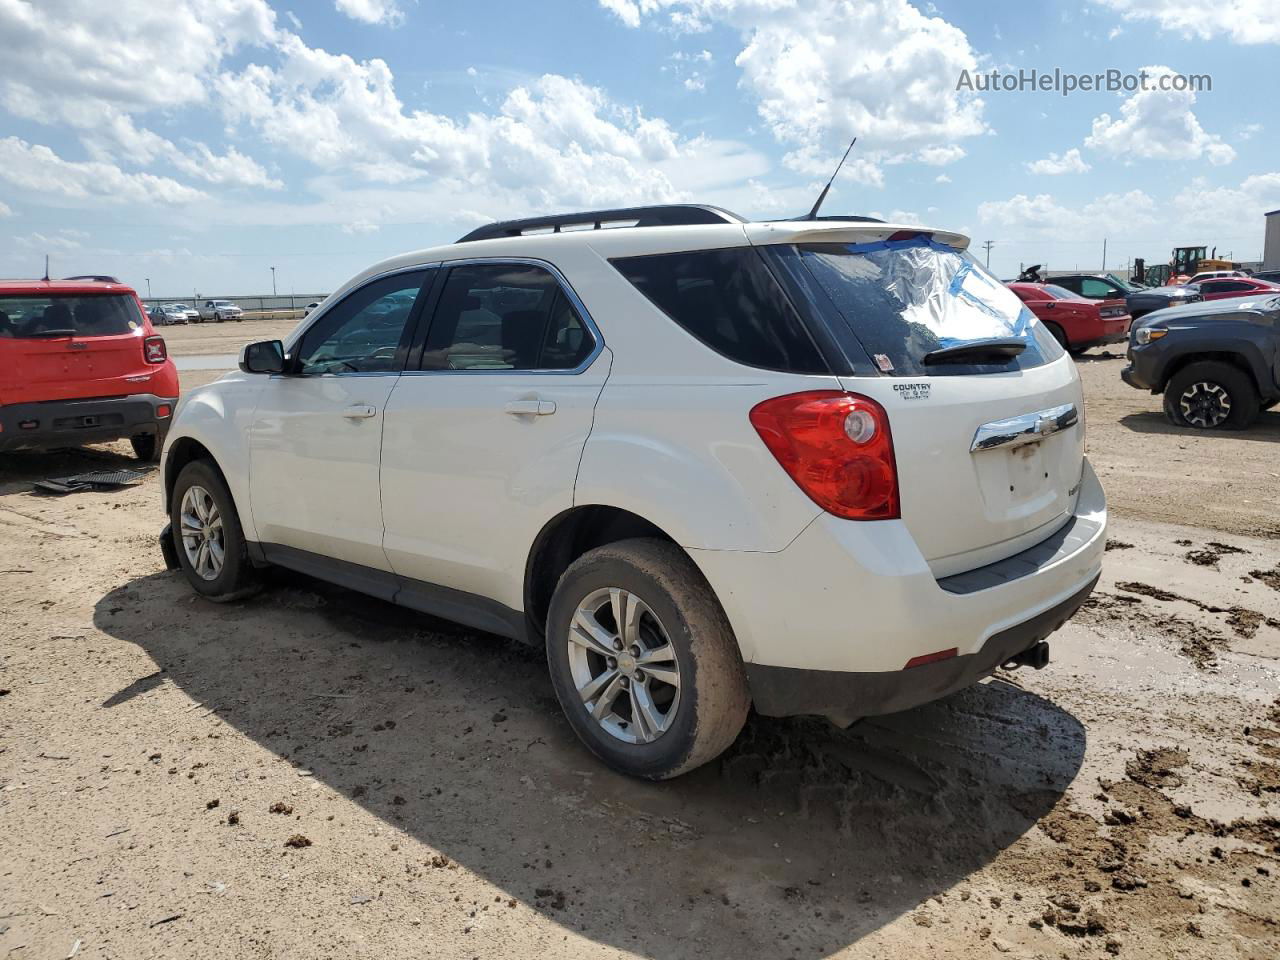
left=1003, top=641, right=1050, bottom=671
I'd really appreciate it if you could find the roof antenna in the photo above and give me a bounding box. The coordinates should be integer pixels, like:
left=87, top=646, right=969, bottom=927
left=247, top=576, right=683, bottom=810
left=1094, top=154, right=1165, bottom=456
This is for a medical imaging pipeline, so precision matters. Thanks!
left=42, top=253, right=50, bottom=282
left=805, top=137, right=857, bottom=221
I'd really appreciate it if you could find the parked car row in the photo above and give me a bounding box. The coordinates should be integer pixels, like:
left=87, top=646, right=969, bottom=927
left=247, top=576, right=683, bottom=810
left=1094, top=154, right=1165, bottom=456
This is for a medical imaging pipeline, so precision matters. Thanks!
left=1002, top=270, right=1280, bottom=430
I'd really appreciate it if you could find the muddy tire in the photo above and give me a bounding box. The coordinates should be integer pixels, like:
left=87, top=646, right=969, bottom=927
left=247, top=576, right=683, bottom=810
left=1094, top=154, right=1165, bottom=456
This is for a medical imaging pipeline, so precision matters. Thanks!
left=169, top=460, right=260, bottom=602
left=545, top=538, right=750, bottom=780
left=1164, top=361, right=1258, bottom=430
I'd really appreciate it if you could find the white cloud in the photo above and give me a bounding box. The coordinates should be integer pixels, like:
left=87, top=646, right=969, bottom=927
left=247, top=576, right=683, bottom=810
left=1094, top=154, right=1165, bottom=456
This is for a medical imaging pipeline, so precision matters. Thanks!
left=1093, top=0, right=1280, bottom=44
left=341, top=219, right=381, bottom=235
left=214, top=34, right=720, bottom=209
left=1084, top=65, right=1235, bottom=166
left=0, top=0, right=277, bottom=115
left=935, top=173, right=951, bottom=184
left=15, top=229, right=87, bottom=252
left=1171, top=172, right=1280, bottom=233
left=978, top=189, right=1157, bottom=235
left=335, top=0, right=405, bottom=26
left=916, top=145, right=966, bottom=166
left=0, top=138, right=206, bottom=206
left=1026, top=148, right=1091, bottom=175
left=0, top=1, right=279, bottom=191
left=597, top=0, right=987, bottom=181
left=0, top=200, right=11, bottom=218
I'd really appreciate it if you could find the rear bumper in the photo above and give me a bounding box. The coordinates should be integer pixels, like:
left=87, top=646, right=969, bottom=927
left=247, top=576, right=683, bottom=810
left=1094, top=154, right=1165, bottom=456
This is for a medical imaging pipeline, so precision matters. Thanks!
left=746, top=576, right=1096, bottom=723
left=0, top=394, right=175, bottom=452
left=690, top=458, right=1106, bottom=722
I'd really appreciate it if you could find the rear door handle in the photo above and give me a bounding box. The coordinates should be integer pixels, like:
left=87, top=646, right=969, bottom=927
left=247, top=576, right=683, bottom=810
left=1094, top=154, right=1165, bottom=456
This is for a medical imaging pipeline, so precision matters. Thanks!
left=504, top=399, right=556, bottom=416
left=343, top=403, right=377, bottom=420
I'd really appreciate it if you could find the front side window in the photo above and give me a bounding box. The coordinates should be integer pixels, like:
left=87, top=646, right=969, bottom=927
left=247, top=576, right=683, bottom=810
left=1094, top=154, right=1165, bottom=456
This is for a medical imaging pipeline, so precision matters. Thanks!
left=0, top=294, right=143, bottom=339
left=295, top=270, right=429, bottom=375
left=420, top=262, right=595, bottom=371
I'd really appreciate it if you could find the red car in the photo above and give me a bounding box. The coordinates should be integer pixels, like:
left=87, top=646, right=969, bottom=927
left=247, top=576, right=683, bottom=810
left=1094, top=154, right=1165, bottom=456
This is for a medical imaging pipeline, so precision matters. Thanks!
left=1006, top=282, right=1132, bottom=353
left=0, top=277, right=179, bottom=460
left=1194, top=276, right=1280, bottom=302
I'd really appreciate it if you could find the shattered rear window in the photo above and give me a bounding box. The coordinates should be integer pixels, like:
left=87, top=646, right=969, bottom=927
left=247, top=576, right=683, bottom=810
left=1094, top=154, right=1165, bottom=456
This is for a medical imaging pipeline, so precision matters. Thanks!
left=792, top=238, right=1063, bottom=376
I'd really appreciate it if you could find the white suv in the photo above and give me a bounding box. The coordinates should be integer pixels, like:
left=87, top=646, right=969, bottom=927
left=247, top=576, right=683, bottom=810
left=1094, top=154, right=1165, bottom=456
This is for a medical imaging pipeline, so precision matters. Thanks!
left=159, top=205, right=1106, bottom=779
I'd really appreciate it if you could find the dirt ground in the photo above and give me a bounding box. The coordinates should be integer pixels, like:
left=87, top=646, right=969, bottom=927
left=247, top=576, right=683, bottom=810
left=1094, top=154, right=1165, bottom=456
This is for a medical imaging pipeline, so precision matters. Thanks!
left=1, top=344, right=1278, bottom=959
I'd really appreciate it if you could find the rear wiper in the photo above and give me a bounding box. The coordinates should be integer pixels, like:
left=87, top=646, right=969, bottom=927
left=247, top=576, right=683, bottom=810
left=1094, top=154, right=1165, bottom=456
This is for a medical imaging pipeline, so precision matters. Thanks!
left=922, top=337, right=1026, bottom=365
left=23, top=328, right=78, bottom=338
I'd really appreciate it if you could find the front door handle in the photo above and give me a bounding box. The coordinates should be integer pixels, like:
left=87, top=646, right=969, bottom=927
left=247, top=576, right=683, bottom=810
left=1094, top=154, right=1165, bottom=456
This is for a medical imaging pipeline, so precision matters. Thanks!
left=504, top=399, right=556, bottom=416
left=343, top=403, right=377, bottom=420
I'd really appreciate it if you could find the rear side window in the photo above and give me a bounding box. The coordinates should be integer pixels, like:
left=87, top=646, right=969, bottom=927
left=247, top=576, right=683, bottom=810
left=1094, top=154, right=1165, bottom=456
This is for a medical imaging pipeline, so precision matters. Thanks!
left=0, top=294, right=143, bottom=339
left=610, top=247, right=828, bottom=374
left=421, top=262, right=595, bottom=371
left=1078, top=278, right=1115, bottom=298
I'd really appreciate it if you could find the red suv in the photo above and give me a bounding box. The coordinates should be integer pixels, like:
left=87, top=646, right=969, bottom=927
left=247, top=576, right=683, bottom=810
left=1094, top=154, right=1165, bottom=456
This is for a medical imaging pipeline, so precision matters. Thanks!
left=0, top=277, right=179, bottom=460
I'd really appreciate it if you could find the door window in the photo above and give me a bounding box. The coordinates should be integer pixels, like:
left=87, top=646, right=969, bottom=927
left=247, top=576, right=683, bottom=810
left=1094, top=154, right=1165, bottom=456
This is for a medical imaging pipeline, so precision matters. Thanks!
left=420, top=262, right=595, bottom=371
left=1078, top=278, right=1115, bottom=298
left=295, top=270, right=429, bottom=375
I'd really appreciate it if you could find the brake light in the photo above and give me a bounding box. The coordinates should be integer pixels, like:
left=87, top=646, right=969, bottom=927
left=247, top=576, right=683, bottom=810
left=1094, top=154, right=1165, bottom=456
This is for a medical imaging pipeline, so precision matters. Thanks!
left=749, top=390, right=900, bottom=520
left=143, top=336, right=167, bottom=364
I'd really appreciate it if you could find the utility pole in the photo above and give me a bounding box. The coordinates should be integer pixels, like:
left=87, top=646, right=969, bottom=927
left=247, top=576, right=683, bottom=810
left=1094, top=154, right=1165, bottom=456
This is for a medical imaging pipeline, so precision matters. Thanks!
left=270, top=266, right=277, bottom=297
left=981, top=240, right=995, bottom=268
left=1101, top=238, right=1107, bottom=272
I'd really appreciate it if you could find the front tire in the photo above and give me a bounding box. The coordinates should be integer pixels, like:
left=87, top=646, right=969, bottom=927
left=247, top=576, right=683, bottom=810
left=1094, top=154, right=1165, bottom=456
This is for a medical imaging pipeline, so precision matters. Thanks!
left=545, top=538, right=750, bottom=780
left=1164, top=361, right=1258, bottom=430
left=169, top=460, right=260, bottom=602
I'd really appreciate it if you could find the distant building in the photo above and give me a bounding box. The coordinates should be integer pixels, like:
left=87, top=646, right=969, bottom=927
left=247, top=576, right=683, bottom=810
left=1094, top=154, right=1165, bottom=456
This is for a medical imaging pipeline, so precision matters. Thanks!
left=1266, top=209, right=1280, bottom=270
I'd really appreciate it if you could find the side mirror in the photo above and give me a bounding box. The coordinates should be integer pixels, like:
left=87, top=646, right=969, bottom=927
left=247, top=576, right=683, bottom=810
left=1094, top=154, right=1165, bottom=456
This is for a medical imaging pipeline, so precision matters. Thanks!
left=240, top=339, right=286, bottom=374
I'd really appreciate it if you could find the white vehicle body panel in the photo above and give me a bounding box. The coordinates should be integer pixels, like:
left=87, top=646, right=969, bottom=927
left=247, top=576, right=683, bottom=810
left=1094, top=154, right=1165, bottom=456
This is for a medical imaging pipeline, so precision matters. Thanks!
left=247, top=374, right=399, bottom=570
left=380, top=351, right=612, bottom=611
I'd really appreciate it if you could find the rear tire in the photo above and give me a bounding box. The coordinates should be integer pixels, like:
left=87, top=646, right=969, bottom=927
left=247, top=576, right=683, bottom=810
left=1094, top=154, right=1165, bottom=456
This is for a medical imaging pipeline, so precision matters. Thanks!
left=1045, top=322, right=1069, bottom=351
left=1164, top=361, right=1258, bottom=430
left=169, top=460, right=260, bottom=602
left=130, top=433, right=159, bottom=462
left=545, top=538, right=750, bottom=780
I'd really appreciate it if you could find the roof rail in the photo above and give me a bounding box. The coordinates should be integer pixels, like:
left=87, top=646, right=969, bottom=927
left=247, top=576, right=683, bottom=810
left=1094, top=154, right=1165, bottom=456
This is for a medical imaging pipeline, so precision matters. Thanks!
left=455, top=204, right=744, bottom=244
left=62, top=274, right=122, bottom=283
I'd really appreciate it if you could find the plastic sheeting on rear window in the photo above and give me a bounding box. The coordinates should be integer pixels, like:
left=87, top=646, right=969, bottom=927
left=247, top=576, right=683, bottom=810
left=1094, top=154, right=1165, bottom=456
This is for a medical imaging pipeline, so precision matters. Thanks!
left=793, top=238, right=1062, bottom=377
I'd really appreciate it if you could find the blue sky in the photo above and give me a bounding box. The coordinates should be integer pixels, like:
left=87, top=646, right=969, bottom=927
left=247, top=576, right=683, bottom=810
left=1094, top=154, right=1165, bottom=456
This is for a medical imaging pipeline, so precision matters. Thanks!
left=1, top=0, right=1277, bottom=296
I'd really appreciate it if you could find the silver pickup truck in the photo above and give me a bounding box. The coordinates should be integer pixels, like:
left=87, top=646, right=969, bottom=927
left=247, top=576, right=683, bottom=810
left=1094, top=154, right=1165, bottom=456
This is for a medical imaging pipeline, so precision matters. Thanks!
left=197, top=299, right=244, bottom=322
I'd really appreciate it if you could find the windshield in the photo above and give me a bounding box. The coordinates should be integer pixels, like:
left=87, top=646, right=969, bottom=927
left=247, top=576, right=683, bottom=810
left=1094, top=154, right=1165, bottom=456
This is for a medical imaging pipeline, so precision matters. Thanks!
left=1105, top=273, right=1137, bottom=291
left=0, top=294, right=144, bottom=339
left=790, top=238, right=1061, bottom=376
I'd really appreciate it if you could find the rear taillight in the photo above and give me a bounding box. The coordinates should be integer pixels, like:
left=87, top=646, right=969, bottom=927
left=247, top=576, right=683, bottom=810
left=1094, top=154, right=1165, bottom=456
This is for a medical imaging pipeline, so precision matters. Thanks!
left=749, top=390, right=899, bottom=520
left=144, top=335, right=167, bottom=364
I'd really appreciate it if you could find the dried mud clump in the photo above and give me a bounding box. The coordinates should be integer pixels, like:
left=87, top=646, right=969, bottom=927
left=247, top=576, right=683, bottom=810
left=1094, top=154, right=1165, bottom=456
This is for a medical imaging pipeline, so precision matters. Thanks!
left=1126, top=748, right=1189, bottom=789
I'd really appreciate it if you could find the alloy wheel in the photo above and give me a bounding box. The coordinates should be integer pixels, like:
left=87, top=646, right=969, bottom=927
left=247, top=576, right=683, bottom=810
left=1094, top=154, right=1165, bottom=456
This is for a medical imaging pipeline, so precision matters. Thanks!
left=179, top=484, right=225, bottom=581
left=566, top=588, right=682, bottom=745
left=1179, top=381, right=1231, bottom=428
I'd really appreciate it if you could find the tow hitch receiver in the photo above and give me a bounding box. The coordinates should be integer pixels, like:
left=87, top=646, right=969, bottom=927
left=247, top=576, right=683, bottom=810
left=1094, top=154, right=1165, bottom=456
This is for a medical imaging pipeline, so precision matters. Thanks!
left=1003, top=640, right=1050, bottom=671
